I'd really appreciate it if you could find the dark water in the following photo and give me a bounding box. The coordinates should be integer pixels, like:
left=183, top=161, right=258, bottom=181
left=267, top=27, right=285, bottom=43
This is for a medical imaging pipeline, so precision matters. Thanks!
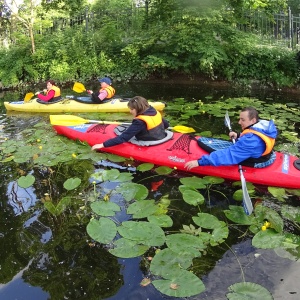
left=0, top=82, right=299, bottom=300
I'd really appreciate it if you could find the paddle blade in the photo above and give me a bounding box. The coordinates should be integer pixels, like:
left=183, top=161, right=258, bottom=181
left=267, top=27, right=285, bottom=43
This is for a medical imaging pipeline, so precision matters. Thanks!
left=50, top=115, right=89, bottom=126
left=171, top=125, right=195, bottom=133
left=49, top=115, right=129, bottom=126
left=73, top=82, right=86, bottom=93
left=224, top=111, right=232, bottom=131
left=240, top=171, right=253, bottom=215
left=24, top=92, right=35, bottom=102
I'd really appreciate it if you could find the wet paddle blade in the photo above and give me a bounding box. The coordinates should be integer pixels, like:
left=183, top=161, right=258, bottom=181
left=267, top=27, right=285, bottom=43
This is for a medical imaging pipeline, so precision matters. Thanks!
left=240, top=171, right=253, bottom=215
left=171, top=125, right=195, bottom=133
left=73, top=82, right=86, bottom=93
left=24, top=92, right=35, bottom=102
left=49, top=115, right=130, bottom=126
left=224, top=111, right=232, bottom=131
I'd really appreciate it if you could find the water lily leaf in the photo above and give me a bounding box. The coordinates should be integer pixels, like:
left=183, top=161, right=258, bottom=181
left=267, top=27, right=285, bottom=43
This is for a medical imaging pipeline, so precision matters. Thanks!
left=87, top=218, right=117, bottom=244
left=285, top=189, right=300, bottom=197
left=14, top=157, right=30, bottom=164
left=252, top=229, right=285, bottom=249
left=117, top=221, right=165, bottom=247
left=154, top=166, right=173, bottom=175
left=1, top=155, right=15, bottom=162
left=17, top=174, right=35, bottom=188
left=127, top=200, right=158, bottom=218
left=166, top=233, right=205, bottom=257
left=3, top=145, right=18, bottom=154
left=116, top=172, right=134, bottom=182
left=227, top=282, right=273, bottom=300
left=224, top=206, right=254, bottom=225
left=137, top=163, right=154, bottom=172
left=55, top=197, right=72, bottom=215
left=106, top=153, right=126, bottom=162
left=268, top=186, right=287, bottom=202
left=193, top=213, right=222, bottom=229
left=281, top=205, right=300, bottom=223
left=179, top=177, right=206, bottom=189
left=63, top=177, right=81, bottom=190
left=109, top=238, right=149, bottom=258
left=44, top=197, right=71, bottom=216
left=150, top=248, right=194, bottom=275
left=233, top=189, right=243, bottom=201
left=255, top=205, right=284, bottom=233
left=101, top=169, right=120, bottom=181
left=152, top=269, right=205, bottom=297
left=116, top=182, right=148, bottom=201
left=182, top=190, right=205, bottom=206
left=210, top=225, right=229, bottom=246
left=91, top=201, right=121, bottom=217
left=201, top=176, right=224, bottom=184
left=148, top=215, right=173, bottom=227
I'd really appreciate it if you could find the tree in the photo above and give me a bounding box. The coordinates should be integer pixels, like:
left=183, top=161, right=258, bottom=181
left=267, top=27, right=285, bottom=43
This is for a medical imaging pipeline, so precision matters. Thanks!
left=4, top=0, right=43, bottom=53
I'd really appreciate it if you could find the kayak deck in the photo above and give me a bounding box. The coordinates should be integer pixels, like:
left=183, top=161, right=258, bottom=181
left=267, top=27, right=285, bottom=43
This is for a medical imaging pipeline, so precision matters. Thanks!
left=4, top=97, right=165, bottom=113
left=52, top=123, right=300, bottom=189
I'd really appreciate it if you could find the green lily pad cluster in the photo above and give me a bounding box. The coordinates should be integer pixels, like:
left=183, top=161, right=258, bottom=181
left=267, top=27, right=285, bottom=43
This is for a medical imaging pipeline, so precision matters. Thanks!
left=84, top=167, right=300, bottom=298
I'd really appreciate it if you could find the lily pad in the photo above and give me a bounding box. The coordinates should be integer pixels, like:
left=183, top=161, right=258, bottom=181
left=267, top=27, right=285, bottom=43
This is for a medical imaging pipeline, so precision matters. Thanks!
left=91, top=201, right=121, bottom=217
left=63, top=177, right=81, bottom=190
left=17, top=174, right=35, bottom=188
left=227, top=282, right=273, bottom=300
left=87, top=218, right=117, bottom=244
left=152, top=269, right=205, bottom=297
left=109, top=238, right=149, bottom=258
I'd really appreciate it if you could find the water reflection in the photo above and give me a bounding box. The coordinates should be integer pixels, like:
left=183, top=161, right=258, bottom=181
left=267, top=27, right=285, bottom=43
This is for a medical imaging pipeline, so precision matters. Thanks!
left=0, top=83, right=299, bottom=300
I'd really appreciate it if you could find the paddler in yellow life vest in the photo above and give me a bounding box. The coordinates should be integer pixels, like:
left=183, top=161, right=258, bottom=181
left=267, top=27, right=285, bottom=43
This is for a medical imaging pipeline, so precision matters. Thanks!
left=87, top=77, right=115, bottom=103
left=91, top=96, right=169, bottom=150
left=35, top=80, right=62, bottom=102
left=185, top=106, right=278, bottom=170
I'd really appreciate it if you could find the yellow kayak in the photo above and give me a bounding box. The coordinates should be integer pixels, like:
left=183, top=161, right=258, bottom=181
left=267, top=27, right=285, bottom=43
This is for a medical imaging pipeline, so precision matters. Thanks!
left=4, top=96, right=165, bottom=113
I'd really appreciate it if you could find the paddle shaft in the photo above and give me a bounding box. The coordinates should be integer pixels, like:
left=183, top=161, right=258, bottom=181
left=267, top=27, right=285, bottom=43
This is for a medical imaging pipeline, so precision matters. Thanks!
left=225, top=112, right=253, bottom=215
left=80, top=119, right=179, bottom=130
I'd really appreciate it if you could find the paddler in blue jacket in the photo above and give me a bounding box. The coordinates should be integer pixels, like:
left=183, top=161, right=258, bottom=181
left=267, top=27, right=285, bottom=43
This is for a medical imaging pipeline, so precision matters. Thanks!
left=91, top=96, right=169, bottom=150
left=185, top=107, right=278, bottom=170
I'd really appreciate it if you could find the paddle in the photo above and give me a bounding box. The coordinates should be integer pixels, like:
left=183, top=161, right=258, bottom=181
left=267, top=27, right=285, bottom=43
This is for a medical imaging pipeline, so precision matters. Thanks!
left=224, top=111, right=253, bottom=215
left=73, top=82, right=86, bottom=93
left=24, top=92, right=35, bottom=102
left=49, top=115, right=196, bottom=133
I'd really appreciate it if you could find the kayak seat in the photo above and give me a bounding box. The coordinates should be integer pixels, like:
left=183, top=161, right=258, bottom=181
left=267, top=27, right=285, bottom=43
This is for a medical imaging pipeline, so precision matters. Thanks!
left=114, top=125, right=173, bottom=146
left=197, top=136, right=276, bottom=168
left=36, top=98, right=63, bottom=104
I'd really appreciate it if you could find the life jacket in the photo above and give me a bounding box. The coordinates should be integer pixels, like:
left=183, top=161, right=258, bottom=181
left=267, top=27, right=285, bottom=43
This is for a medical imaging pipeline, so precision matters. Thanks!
left=47, top=85, right=61, bottom=101
left=135, top=112, right=166, bottom=141
left=100, top=86, right=115, bottom=99
left=240, top=129, right=275, bottom=156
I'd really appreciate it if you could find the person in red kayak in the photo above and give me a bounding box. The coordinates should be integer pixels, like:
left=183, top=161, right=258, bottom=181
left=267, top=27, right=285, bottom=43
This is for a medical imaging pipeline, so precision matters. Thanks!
left=185, top=107, right=278, bottom=170
left=35, top=80, right=62, bottom=102
left=91, top=96, right=169, bottom=150
left=86, top=77, right=115, bottom=103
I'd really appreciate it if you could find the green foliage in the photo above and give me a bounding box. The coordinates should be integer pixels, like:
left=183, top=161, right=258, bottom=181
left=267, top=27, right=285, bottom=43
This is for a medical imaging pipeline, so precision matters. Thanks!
left=0, top=2, right=299, bottom=88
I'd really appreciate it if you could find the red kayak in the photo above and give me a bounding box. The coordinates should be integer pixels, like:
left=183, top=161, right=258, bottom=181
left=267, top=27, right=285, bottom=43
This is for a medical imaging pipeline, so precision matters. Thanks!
left=52, top=123, right=300, bottom=189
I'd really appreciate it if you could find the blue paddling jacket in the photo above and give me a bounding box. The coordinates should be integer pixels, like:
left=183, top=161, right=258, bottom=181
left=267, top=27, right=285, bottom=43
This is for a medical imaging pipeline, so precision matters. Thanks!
left=198, top=119, right=278, bottom=167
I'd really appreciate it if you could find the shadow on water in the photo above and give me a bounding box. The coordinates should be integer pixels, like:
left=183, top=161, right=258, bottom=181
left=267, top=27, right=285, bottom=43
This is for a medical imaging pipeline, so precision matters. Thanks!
left=0, top=81, right=299, bottom=300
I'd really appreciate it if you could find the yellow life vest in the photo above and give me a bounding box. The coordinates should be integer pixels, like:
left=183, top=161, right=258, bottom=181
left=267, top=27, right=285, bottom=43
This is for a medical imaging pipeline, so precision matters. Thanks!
left=100, top=86, right=115, bottom=99
left=135, top=111, right=165, bottom=141
left=47, top=85, right=61, bottom=97
left=240, top=129, right=275, bottom=156
left=135, top=111, right=163, bottom=130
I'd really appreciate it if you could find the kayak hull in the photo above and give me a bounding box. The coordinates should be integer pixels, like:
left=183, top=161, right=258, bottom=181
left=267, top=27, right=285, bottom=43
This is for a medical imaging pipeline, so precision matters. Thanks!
left=4, top=98, right=165, bottom=113
left=52, top=123, right=300, bottom=189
